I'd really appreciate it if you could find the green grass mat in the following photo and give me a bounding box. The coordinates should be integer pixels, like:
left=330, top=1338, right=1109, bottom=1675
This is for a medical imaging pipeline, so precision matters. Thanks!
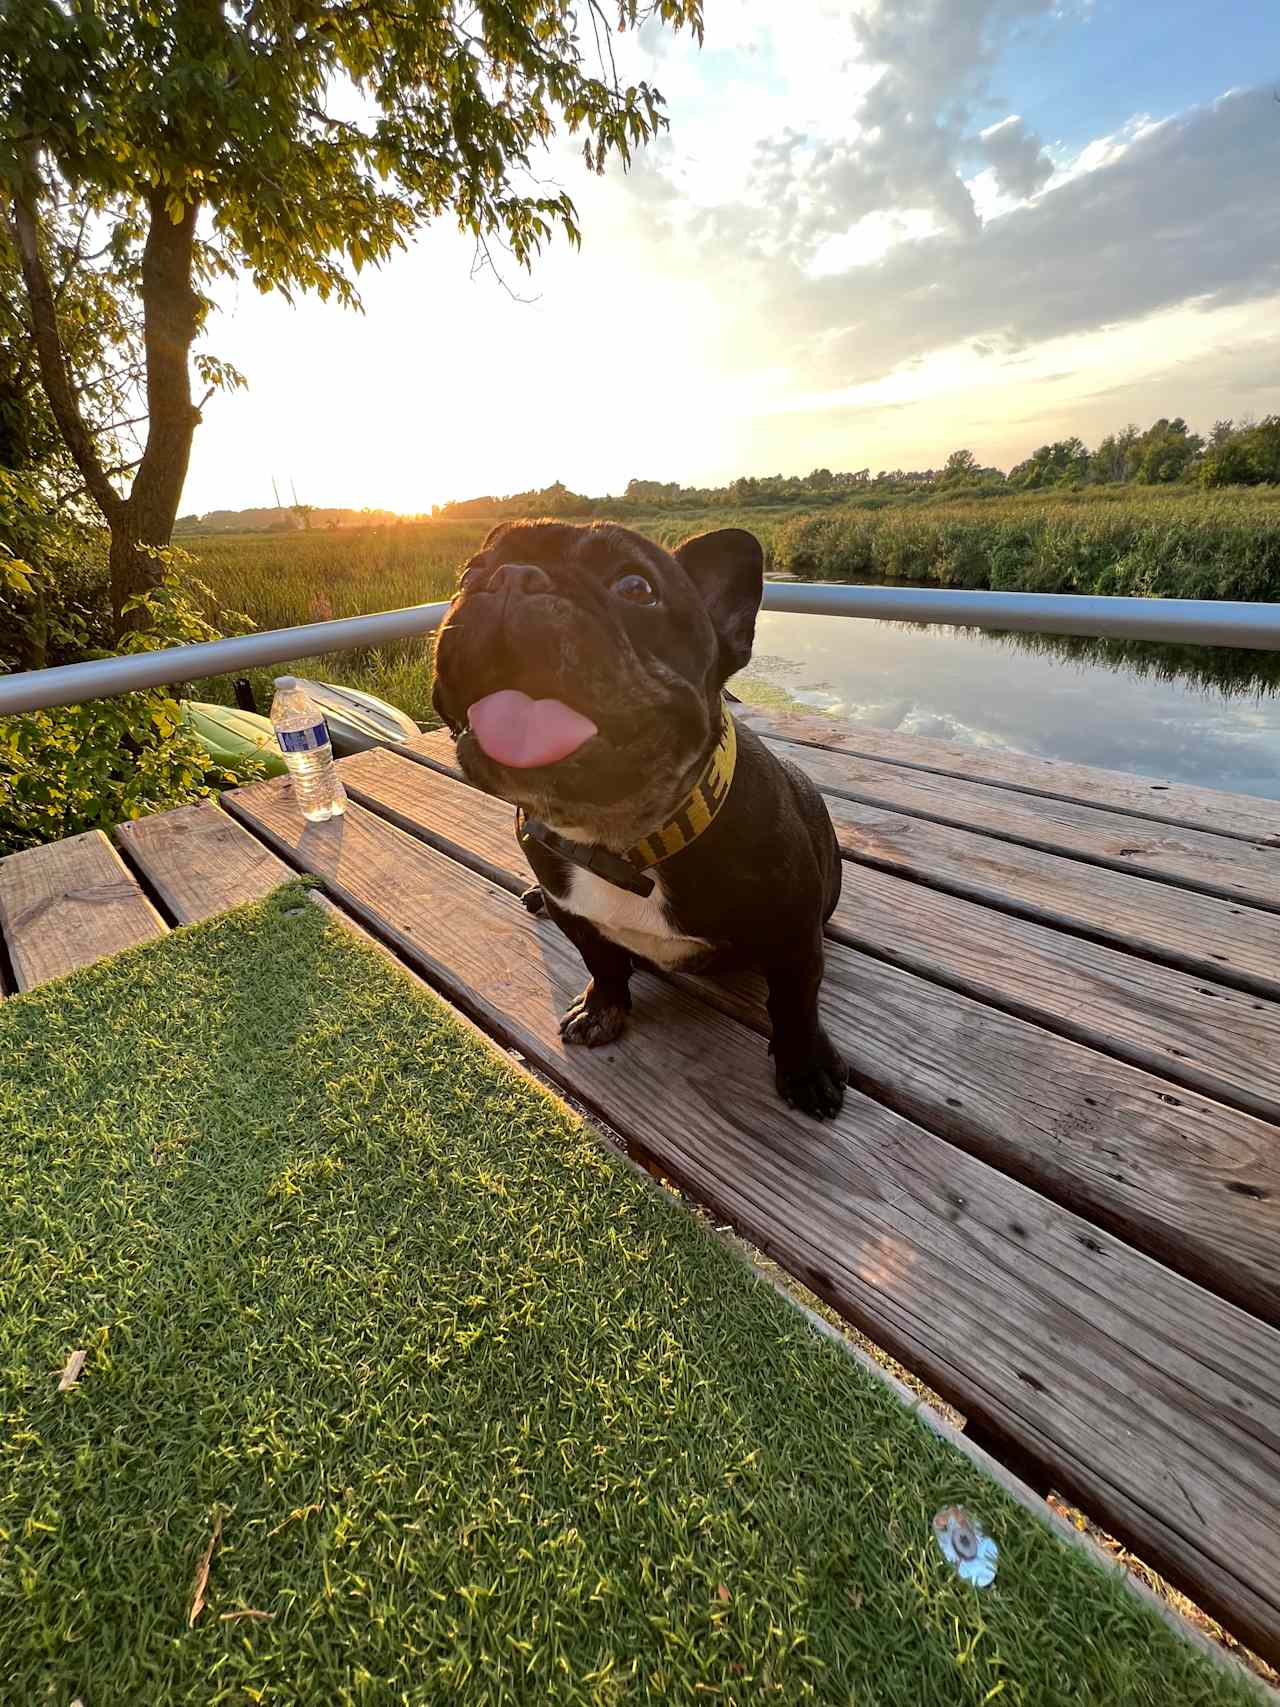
left=0, top=889, right=1254, bottom=1705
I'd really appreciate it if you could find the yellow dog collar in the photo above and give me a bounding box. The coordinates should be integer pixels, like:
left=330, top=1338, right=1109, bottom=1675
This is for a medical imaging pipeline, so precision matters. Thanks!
left=518, top=703, right=738, bottom=898
left=623, top=705, right=737, bottom=874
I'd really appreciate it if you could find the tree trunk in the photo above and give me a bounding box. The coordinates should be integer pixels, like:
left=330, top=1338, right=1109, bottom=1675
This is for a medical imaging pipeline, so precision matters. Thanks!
left=10, top=171, right=205, bottom=640
left=107, top=512, right=156, bottom=632
left=112, top=195, right=203, bottom=635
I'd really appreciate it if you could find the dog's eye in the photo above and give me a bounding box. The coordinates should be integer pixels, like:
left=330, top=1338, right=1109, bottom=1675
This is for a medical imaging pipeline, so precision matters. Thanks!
left=611, top=571, right=658, bottom=606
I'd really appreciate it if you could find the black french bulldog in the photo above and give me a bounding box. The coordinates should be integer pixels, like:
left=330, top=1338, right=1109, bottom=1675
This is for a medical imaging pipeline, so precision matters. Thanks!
left=431, top=519, right=846, bottom=1119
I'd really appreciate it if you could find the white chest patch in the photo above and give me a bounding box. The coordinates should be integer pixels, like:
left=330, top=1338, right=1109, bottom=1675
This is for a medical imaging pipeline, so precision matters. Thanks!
left=557, top=866, right=712, bottom=970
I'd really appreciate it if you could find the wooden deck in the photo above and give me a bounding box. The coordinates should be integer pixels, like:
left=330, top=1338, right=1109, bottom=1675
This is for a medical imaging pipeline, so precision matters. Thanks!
left=3, top=706, right=1279, bottom=1670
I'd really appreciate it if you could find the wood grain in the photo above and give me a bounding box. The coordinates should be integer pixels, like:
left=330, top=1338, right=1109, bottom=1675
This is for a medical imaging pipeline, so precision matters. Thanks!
left=402, top=726, right=466, bottom=776
left=828, top=865, right=1280, bottom=1126
left=681, top=949, right=1280, bottom=1326
left=116, top=802, right=294, bottom=924
left=738, top=705, right=1280, bottom=847
left=329, top=749, right=1280, bottom=1322
left=0, top=830, right=167, bottom=991
left=403, top=725, right=1280, bottom=977
left=224, top=773, right=1280, bottom=1663
left=338, top=748, right=1280, bottom=1128
left=338, top=746, right=530, bottom=891
left=822, top=792, right=1280, bottom=998
left=767, top=736, right=1280, bottom=911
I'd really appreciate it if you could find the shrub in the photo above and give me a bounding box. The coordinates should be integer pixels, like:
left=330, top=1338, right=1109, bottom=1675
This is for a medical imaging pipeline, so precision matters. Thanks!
left=0, top=567, right=266, bottom=856
left=0, top=470, right=112, bottom=672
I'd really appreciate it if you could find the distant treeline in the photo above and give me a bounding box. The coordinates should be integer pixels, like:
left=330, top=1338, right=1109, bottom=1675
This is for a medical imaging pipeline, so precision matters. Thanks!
left=174, top=505, right=430, bottom=536
left=435, top=413, right=1280, bottom=521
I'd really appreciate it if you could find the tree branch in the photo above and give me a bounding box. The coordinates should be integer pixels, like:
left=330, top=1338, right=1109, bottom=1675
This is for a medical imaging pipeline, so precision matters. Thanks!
left=99, top=412, right=151, bottom=435
left=53, top=456, right=145, bottom=510
left=76, top=358, right=148, bottom=402
left=303, top=101, right=370, bottom=143
left=7, top=164, right=125, bottom=527
left=469, top=230, right=539, bottom=303
left=53, top=205, right=93, bottom=304
left=586, top=0, right=622, bottom=94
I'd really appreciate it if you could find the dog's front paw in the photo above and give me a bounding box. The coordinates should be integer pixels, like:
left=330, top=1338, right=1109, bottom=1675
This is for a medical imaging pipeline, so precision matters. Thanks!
left=777, top=1057, right=846, bottom=1119
left=775, top=1038, right=847, bottom=1120
left=559, top=987, right=629, bottom=1048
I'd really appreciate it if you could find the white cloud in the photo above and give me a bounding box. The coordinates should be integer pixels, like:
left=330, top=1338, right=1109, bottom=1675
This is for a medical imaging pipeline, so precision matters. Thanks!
left=964, top=167, right=1022, bottom=224
left=978, top=114, right=1053, bottom=200
left=808, top=209, right=943, bottom=276
left=1041, top=112, right=1164, bottom=191
left=181, top=7, right=1280, bottom=511
left=770, top=87, right=1280, bottom=391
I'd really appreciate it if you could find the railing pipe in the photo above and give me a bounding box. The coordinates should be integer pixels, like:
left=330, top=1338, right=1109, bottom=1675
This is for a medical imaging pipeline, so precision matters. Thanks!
left=0, top=600, right=452, bottom=716
left=762, top=583, right=1280, bottom=649
left=1, top=585, right=1278, bottom=716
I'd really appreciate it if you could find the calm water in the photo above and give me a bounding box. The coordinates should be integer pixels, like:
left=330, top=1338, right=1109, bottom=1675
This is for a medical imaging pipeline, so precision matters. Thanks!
left=741, top=611, right=1280, bottom=801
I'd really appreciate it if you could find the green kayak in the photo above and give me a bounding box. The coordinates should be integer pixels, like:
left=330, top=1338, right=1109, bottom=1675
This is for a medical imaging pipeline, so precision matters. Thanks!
left=181, top=682, right=419, bottom=773
left=180, top=701, right=287, bottom=777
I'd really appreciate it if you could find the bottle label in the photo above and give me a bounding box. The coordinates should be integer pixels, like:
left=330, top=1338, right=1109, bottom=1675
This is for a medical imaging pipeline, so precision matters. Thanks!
left=277, top=721, right=329, bottom=754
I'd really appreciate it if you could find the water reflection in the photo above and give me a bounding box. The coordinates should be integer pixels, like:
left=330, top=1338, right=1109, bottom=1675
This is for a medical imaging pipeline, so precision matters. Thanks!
left=963, top=628, right=1280, bottom=701
left=742, top=609, right=1280, bottom=801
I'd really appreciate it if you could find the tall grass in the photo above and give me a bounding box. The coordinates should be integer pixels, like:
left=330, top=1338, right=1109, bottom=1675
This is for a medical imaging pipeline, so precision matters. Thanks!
left=188, top=512, right=800, bottom=720
left=186, top=489, right=1280, bottom=722
left=191, top=523, right=486, bottom=721
left=770, top=489, right=1280, bottom=601
left=192, top=520, right=482, bottom=629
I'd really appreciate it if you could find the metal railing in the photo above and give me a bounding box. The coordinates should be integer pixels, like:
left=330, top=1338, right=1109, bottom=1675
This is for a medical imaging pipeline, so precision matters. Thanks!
left=1, top=584, right=1279, bottom=717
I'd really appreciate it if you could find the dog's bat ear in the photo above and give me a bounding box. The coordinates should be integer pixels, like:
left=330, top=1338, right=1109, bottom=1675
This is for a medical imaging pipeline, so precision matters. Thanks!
left=674, top=528, right=764, bottom=682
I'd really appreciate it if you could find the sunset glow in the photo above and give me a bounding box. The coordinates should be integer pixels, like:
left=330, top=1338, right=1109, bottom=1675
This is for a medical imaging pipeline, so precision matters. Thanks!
left=181, top=1, right=1279, bottom=516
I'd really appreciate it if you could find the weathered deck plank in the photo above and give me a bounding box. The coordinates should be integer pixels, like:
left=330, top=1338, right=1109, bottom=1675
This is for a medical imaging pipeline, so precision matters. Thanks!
left=400, top=727, right=1280, bottom=996
left=677, top=950, right=1280, bottom=1324
left=413, top=713, right=1280, bottom=867
left=767, top=736, right=1280, bottom=911
left=402, top=726, right=467, bottom=774
left=223, top=774, right=1280, bottom=1664
left=827, top=866, right=1280, bottom=1126
left=116, top=801, right=294, bottom=924
left=333, top=747, right=1280, bottom=1321
left=0, top=829, right=167, bottom=991
left=824, top=791, right=1280, bottom=997
left=737, top=704, right=1280, bottom=847
left=340, top=746, right=525, bottom=891
left=338, top=746, right=1280, bottom=1127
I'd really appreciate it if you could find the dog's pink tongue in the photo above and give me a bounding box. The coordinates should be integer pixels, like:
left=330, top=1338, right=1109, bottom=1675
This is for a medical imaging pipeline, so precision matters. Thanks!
left=468, top=689, right=598, bottom=769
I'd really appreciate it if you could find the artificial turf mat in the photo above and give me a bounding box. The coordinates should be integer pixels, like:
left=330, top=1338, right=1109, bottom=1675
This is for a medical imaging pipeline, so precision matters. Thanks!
left=0, top=886, right=1256, bottom=1705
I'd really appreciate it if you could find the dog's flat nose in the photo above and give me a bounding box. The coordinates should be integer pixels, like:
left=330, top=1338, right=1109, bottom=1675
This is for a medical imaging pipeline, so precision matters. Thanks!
left=489, top=560, right=552, bottom=597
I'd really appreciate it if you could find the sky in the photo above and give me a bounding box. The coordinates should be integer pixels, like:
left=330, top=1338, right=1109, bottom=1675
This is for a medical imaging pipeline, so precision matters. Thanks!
left=181, top=0, right=1280, bottom=516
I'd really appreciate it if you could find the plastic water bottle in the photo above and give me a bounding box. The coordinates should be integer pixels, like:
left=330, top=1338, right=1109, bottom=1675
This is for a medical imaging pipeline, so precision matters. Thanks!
left=269, top=677, right=347, bottom=822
